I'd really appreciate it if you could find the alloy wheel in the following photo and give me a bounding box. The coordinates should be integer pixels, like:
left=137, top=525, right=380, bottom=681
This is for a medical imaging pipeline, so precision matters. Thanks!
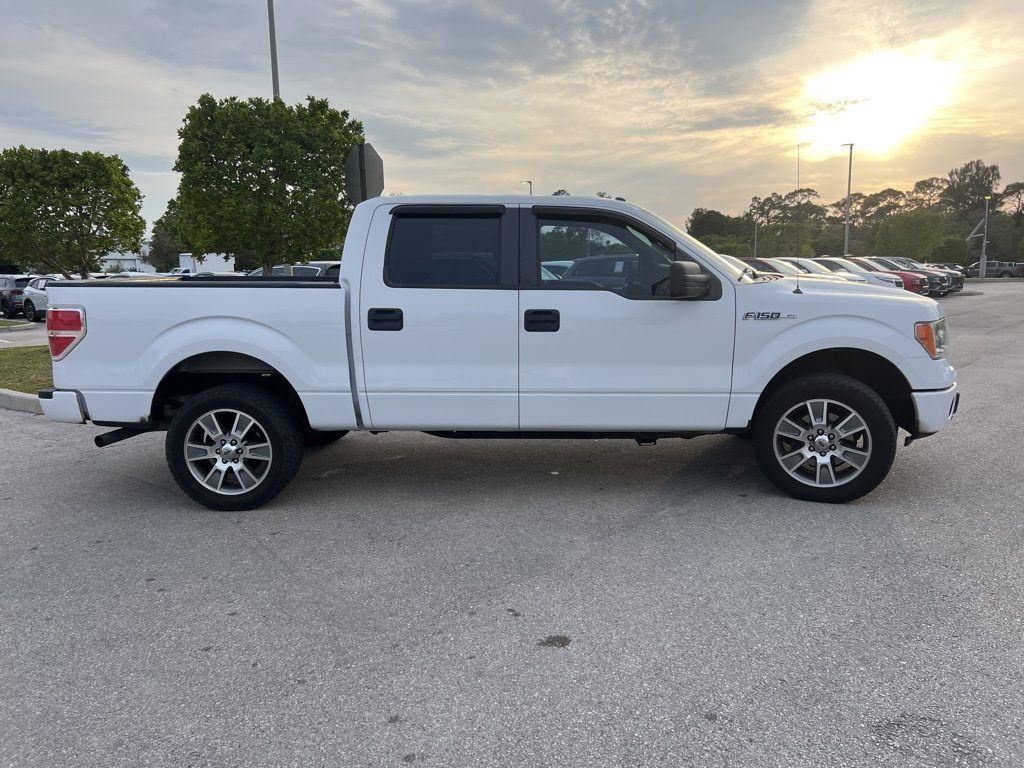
left=772, top=398, right=872, bottom=487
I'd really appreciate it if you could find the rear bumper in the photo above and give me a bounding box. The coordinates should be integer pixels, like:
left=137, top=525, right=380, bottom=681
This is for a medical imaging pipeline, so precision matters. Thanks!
left=911, top=383, right=958, bottom=436
left=38, top=388, right=86, bottom=424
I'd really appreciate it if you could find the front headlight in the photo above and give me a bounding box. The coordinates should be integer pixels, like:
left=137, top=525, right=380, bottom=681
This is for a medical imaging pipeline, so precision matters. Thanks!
left=915, top=317, right=949, bottom=359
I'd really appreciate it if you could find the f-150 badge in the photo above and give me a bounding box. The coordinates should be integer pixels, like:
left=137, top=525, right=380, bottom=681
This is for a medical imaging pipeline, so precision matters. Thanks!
left=743, top=311, right=797, bottom=320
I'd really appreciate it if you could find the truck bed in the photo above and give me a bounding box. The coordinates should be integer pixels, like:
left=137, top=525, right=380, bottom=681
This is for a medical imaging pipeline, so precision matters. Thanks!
left=45, top=277, right=357, bottom=430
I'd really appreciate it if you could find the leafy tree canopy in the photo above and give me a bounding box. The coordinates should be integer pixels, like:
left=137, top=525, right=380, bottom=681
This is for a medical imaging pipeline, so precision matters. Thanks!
left=874, top=211, right=945, bottom=261
left=147, top=197, right=187, bottom=272
left=0, top=146, right=144, bottom=277
left=941, top=159, right=1000, bottom=222
left=174, top=94, right=364, bottom=273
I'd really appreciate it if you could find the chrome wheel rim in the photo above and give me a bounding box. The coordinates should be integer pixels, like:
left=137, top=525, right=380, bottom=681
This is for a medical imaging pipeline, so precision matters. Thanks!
left=184, top=409, right=272, bottom=495
left=772, top=398, right=872, bottom=488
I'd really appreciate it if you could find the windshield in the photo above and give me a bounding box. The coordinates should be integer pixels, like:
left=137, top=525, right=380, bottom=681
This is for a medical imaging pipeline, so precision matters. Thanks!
left=817, top=259, right=851, bottom=273
left=788, top=258, right=833, bottom=275
left=763, top=258, right=802, bottom=275
left=828, top=258, right=864, bottom=271
left=641, top=209, right=746, bottom=280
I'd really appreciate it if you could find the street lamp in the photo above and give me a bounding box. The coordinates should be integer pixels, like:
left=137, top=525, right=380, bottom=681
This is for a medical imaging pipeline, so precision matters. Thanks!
left=267, top=0, right=281, bottom=99
left=842, top=143, right=854, bottom=255
left=981, top=195, right=991, bottom=278
left=521, top=180, right=533, bottom=195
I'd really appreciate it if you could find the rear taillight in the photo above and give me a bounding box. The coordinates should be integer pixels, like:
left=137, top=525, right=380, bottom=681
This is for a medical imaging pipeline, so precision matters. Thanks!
left=47, top=307, right=86, bottom=360
left=11, top=289, right=22, bottom=297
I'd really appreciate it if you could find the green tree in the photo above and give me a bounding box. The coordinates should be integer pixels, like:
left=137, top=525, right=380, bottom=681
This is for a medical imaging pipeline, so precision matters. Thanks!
left=699, top=234, right=752, bottom=257
left=999, top=181, right=1024, bottom=225
left=1019, top=238, right=1024, bottom=261
left=908, top=177, right=947, bottom=209
left=686, top=208, right=751, bottom=239
left=551, top=189, right=570, bottom=196
left=931, top=236, right=968, bottom=266
left=0, top=146, right=144, bottom=277
left=147, top=197, right=186, bottom=272
left=941, top=159, right=1000, bottom=222
left=174, top=94, right=364, bottom=273
left=874, top=211, right=944, bottom=261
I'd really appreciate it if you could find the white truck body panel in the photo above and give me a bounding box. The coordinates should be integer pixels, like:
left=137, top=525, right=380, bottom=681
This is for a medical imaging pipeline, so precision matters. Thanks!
left=44, top=195, right=957, bottom=443
left=48, top=283, right=355, bottom=429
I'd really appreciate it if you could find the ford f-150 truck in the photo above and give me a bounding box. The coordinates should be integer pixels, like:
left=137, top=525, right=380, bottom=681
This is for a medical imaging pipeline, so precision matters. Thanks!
left=39, top=196, right=958, bottom=510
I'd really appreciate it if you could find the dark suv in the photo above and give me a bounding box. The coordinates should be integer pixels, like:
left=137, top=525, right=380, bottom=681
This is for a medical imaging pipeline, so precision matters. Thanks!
left=0, top=275, right=34, bottom=319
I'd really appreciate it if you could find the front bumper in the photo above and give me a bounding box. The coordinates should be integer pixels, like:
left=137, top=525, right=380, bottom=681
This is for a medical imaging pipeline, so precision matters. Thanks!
left=38, top=388, right=86, bottom=424
left=911, top=383, right=958, bottom=436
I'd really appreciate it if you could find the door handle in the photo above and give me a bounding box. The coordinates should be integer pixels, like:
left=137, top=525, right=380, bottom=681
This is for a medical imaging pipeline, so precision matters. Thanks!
left=368, top=307, right=403, bottom=331
left=524, top=308, right=560, bottom=332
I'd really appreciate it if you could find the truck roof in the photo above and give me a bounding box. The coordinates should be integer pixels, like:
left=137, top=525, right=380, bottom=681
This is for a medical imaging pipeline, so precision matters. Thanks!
left=364, top=194, right=646, bottom=214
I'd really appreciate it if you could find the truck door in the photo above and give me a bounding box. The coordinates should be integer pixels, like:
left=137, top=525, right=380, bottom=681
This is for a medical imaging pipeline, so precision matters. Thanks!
left=358, top=204, right=519, bottom=429
left=518, top=206, right=735, bottom=431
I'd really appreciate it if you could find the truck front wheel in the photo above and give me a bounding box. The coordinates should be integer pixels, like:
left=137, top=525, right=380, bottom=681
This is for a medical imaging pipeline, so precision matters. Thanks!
left=166, top=384, right=304, bottom=511
left=753, top=374, right=897, bottom=503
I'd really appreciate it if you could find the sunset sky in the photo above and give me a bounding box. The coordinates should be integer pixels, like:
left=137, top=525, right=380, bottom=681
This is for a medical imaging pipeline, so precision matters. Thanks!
left=1, top=0, right=1021, bottom=230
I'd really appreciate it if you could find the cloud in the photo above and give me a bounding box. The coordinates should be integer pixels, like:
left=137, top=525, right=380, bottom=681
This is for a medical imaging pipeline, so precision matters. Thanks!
left=1, top=0, right=1021, bottom=231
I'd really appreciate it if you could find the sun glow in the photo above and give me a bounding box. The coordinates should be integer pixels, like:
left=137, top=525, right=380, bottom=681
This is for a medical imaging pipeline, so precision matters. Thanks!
left=796, top=48, right=961, bottom=159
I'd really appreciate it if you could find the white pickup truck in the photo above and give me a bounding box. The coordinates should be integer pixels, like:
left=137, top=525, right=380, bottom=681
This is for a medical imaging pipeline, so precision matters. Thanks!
left=39, top=196, right=958, bottom=510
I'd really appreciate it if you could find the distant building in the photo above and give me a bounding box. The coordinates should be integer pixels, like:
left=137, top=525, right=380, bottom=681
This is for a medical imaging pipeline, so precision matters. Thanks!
left=175, top=253, right=235, bottom=273
left=101, top=252, right=156, bottom=273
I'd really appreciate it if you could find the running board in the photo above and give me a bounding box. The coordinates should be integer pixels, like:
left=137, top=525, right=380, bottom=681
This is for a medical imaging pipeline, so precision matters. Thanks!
left=95, top=427, right=151, bottom=448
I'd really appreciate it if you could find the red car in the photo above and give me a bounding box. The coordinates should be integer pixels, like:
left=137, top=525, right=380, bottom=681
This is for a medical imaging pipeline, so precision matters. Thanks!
left=847, top=258, right=929, bottom=296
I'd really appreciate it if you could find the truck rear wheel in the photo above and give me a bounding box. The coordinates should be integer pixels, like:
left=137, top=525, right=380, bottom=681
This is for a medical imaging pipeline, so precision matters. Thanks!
left=753, top=374, right=896, bottom=503
left=166, top=384, right=304, bottom=511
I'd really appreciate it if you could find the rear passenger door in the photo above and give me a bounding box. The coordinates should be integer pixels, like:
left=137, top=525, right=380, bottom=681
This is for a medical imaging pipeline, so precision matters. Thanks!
left=358, top=204, right=520, bottom=429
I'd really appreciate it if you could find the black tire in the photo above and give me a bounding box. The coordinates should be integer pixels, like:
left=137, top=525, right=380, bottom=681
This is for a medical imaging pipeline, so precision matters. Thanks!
left=2, top=302, right=15, bottom=319
left=23, top=301, right=36, bottom=322
left=304, top=429, right=349, bottom=447
left=166, top=384, right=304, bottom=511
left=753, top=374, right=897, bottom=503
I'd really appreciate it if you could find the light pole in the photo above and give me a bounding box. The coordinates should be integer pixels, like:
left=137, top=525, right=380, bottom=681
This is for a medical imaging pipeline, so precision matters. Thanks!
left=842, top=143, right=854, bottom=255
left=267, top=0, right=281, bottom=100
left=521, top=180, right=533, bottom=195
left=980, top=195, right=991, bottom=278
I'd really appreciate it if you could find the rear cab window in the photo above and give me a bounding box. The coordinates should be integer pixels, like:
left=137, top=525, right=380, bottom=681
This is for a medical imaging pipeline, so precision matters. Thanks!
left=386, top=212, right=502, bottom=288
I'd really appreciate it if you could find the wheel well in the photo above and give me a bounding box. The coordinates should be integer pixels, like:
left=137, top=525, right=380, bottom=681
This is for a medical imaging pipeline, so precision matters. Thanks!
left=752, top=348, right=914, bottom=432
left=150, top=352, right=309, bottom=430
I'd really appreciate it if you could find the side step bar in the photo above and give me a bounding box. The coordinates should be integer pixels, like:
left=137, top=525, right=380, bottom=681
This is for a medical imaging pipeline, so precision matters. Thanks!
left=95, top=427, right=151, bottom=448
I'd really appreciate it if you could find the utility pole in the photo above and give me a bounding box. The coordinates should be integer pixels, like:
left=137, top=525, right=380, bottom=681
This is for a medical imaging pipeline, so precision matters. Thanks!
left=267, top=0, right=281, bottom=100
left=521, top=180, right=533, bottom=195
left=980, top=195, right=991, bottom=278
left=842, top=143, right=854, bottom=255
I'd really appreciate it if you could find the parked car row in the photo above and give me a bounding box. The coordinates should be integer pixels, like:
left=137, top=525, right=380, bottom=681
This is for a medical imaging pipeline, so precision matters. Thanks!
left=728, top=255, right=965, bottom=298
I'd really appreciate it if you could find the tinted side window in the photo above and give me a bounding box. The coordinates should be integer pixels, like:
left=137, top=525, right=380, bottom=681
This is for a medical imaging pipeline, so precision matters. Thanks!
left=323, top=265, right=340, bottom=279
left=536, top=217, right=675, bottom=298
left=387, top=216, right=500, bottom=288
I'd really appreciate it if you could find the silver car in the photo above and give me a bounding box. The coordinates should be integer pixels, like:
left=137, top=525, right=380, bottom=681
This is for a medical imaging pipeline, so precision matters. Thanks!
left=814, top=257, right=904, bottom=290
left=21, top=276, right=57, bottom=322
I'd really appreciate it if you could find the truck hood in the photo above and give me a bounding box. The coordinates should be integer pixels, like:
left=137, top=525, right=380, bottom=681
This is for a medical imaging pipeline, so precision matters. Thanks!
left=746, top=274, right=942, bottom=316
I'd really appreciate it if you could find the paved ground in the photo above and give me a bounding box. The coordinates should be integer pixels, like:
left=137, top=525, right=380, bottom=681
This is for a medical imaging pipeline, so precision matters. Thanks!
left=2, top=283, right=1023, bottom=768
left=0, top=321, right=47, bottom=348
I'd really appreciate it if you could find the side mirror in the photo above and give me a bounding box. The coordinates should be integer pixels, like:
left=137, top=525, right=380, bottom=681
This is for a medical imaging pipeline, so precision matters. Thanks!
left=669, top=261, right=710, bottom=299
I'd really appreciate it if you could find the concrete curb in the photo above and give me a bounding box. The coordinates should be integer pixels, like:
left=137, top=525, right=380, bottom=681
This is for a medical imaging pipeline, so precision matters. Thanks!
left=0, top=388, right=42, bottom=415
left=0, top=322, right=35, bottom=332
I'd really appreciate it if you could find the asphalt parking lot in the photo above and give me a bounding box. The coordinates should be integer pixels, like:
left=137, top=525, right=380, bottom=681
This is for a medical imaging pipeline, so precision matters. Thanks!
left=2, top=282, right=1023, bottom=768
